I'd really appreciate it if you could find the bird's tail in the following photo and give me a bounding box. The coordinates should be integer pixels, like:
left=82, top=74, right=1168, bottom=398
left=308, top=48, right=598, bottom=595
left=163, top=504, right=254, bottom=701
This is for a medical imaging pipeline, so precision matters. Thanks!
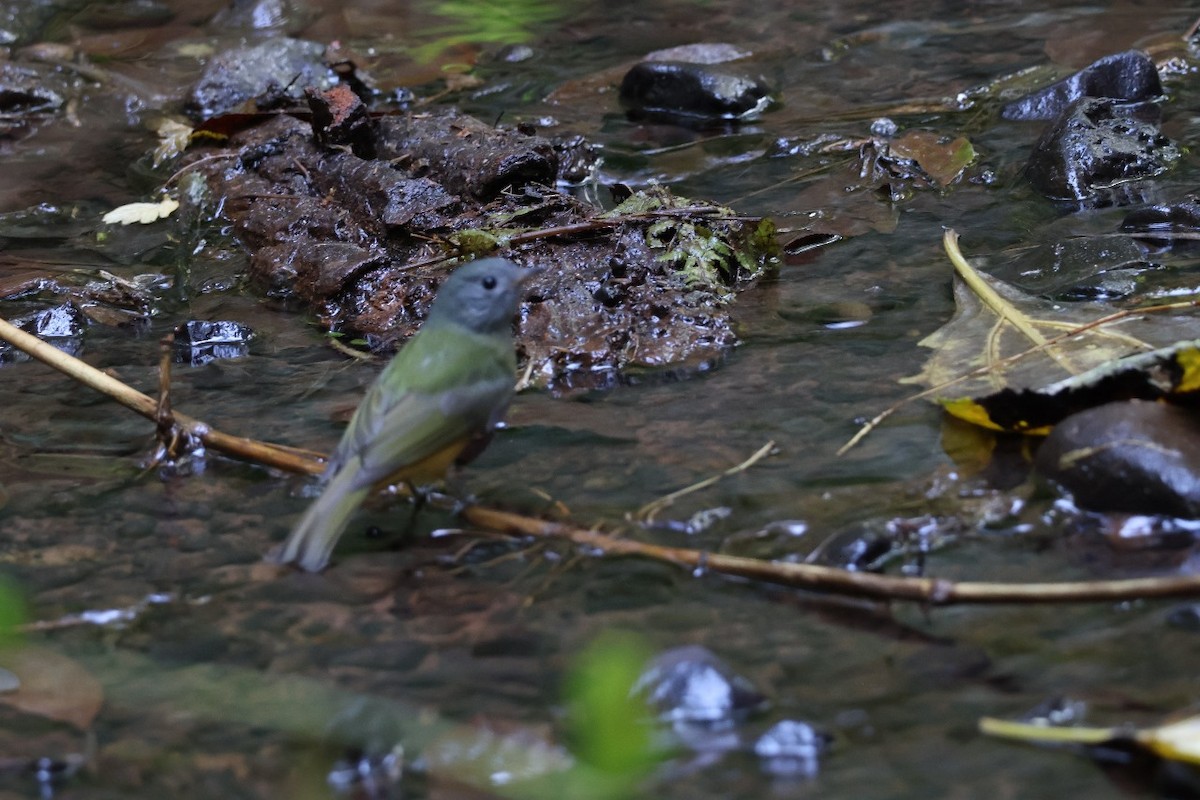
left=268, top=465, right=371, bottom=572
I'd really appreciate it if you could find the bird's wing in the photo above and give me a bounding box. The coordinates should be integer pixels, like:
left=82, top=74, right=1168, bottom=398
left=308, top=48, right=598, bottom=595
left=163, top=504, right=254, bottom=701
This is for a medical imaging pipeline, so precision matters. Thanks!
left=330, top=325, right=516, bottom=488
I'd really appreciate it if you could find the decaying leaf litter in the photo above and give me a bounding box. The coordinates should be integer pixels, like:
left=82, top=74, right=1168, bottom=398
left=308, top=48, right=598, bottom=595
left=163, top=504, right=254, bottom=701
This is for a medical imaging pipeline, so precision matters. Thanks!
left=2, top=6, right=1200, bottom=800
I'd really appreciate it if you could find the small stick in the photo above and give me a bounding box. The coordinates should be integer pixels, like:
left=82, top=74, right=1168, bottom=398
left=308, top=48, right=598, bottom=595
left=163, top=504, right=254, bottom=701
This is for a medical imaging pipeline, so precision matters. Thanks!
left=635, top=440, right=777, bottom=523
left=8, top=314, right=1200, bottom=604
left=0, top=316, right=323, bottom=475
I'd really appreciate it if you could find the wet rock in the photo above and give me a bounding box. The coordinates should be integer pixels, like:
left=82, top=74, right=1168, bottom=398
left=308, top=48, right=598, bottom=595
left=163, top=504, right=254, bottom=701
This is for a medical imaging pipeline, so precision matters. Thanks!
left=327, top=746, right=404, bottom=795
left=631, top=645, right=767, bottom=727
left=1121, top=199, right=1200, bottom=248
left=995, top=234, right=1150, bottom=301
left=1035, top=400, right=1200, bottom=517
left=754, top=719, right=828, bottom=778
left=619, top=61, right=772, bottom=124
left=307, top=84, right=375, bottom=158
left=1001, top=50, right=1162, bottom=121
left=185, top=38, right=336, bottom=119
left=0, top=63, right=64, bottom=116
left=375, top=109, right=558, bottom=201
left=550, top=133, right=601, bottom=184
left=192, top=109, right=770, bottom=390
left=0, top=304, right=85, bottom=362
left=806, top=528, right=894, bottom=572
left=1024, top=97, right=1179, bottom=206
left=18, top=303, right=86, bottom=338
left=309, top=152, right=460, bottom=233
left=173, top=320, right=254, bottom=366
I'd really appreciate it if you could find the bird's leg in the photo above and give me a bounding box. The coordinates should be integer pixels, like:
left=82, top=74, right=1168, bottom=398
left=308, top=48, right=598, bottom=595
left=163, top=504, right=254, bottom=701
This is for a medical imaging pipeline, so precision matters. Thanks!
left=402, top=480, right=428, bottom=530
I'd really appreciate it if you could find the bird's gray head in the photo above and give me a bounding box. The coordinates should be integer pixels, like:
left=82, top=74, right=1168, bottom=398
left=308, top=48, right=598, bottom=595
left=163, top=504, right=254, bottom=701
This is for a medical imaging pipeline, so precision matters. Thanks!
left=427, top=258, right=535, bottom=335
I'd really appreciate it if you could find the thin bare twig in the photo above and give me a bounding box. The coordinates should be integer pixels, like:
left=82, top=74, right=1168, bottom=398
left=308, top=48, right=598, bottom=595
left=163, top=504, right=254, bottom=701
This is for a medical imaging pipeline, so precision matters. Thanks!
left=635, top=440, right=777, bottom=523
left=0, top=316, right=324, bottom=476
left=7, top=313, right=1200, bottom=605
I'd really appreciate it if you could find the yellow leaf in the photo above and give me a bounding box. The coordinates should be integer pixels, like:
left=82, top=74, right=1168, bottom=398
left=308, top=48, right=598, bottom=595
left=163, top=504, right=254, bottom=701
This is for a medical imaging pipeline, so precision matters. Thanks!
left=1139, top=716, right=1200, bottom=765
left=102, top=198, right=179, bottom=225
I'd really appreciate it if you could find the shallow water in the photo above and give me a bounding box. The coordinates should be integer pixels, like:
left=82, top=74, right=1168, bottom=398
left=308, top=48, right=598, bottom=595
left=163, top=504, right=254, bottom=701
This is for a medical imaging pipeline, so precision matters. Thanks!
left=2, top=1, right=1200, bottom=798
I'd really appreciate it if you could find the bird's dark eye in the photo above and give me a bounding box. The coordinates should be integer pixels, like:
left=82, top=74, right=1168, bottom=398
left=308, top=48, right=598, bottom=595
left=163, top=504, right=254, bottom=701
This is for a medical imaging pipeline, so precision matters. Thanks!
left=482, top=276, right=497, bottom=290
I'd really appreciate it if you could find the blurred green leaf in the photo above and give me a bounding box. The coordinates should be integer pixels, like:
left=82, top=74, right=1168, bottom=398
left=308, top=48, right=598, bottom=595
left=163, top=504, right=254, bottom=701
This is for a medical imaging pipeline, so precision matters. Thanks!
left=563, top=631, right=657, bottom=776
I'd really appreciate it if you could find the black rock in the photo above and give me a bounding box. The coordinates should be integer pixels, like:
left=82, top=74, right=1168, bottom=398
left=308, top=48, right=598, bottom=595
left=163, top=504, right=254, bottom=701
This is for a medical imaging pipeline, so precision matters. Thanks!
left=1, top=303, right=85, bottom=362
left=1035, top=400, right=1200, bottom=517
left=174, top=320, right=254, bottom=365
left=1121, top=199, right=1200, bottom=248
left=1024, top=97, right=1179, bottom=205
left=1002, top=50, right=1162, bottom=121
left=20, top=303, right=85, bottom=338
left=0, top=62, right=63, bottom=116
left=185, top=38, right=336, bottom=119
left=619, top=61, right=772, bottom=124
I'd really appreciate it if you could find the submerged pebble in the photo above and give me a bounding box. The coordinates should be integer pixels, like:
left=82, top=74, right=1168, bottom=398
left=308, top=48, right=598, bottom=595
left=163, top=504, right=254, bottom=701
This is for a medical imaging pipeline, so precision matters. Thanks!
left=754, top=719, right=828, bottom=777
left=631, top=645, right=767, bottom=727
left=619, top=61, right=773, bottom=124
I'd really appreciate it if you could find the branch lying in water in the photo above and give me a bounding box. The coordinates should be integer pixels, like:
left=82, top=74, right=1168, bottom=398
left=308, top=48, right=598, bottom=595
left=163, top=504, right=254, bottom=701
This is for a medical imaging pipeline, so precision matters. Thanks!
left=6, top=312, right=1200, bottom=606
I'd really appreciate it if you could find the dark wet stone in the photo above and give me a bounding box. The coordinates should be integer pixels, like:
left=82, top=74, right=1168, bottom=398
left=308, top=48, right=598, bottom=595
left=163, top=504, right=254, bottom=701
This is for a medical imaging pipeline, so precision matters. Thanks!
left=994, top=234, right=1150, bottom=300
left=550, top=133, right=601, bottom=184
left=1121, top=199, right=1200, bottom=248
left=619, top=61, right=772, bottom=123
left=0, top=305, right=84, bottom=361
left=1024, top=97, right=1179, bottom=206
left=631, top=645, right=767, bottom=726
left=307, top=84, right=375, bottom=158
left=185, top=38, right=336, bottom=119
left=754, top=719, right=828, bottom=777
left=309, top=152, right=459, bottom=233
left=1035, top=400, right=1200, bottom=517
left=283, top=241, right=388, bottom=298
left=327, top=748, right=403, bottom=794
left=193, top=111, right=767, bottom=391
left=375, top=109, right=558, bottom=201
left=18, top=303, right=85, bottom=338
left=0, top=62, right=64, bottom=117
left=1001, top=50, right=1162, bottom=121
left=174, top=320, right=253, bottom=346
left=173, top=320, right=254, bottom=366
left=807, top=528, right=894, bottom=572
